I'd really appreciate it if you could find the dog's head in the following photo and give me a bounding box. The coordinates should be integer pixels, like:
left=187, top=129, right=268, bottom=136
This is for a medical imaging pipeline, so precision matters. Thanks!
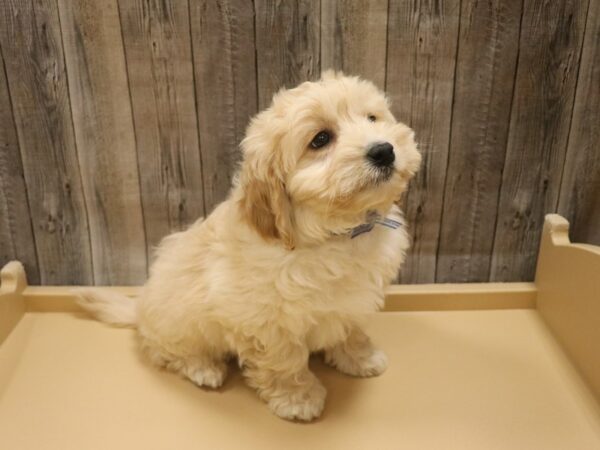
left=237, top=71, right=421, bottom=248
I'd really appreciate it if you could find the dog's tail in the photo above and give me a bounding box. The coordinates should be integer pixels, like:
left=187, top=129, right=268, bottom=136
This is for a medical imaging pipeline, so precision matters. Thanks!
left=75, top=289, right=138, bottom=328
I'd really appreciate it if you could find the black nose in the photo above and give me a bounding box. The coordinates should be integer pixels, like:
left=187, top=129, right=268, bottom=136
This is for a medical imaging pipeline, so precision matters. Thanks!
left=367, top=142, right=395, bottom=167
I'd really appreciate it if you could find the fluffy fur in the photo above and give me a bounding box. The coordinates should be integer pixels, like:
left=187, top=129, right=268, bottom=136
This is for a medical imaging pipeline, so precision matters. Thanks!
left=77, top=72, right=421, bottom=421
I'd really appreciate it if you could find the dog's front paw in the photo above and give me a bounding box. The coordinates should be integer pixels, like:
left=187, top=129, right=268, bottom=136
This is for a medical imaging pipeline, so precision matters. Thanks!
left=325, top=348, right=388, bottom=377
left=268, top=380, right=327, bottom=422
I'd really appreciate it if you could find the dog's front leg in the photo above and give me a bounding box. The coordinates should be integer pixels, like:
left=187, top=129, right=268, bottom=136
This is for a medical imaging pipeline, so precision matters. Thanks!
left=324, top=326, right=388, bottom=377
left=240, top=337, right=326, bottom=422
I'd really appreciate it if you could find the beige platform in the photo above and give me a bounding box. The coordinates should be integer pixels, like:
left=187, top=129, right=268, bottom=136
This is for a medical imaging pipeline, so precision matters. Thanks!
left=1, top=215, right=599, bottom=450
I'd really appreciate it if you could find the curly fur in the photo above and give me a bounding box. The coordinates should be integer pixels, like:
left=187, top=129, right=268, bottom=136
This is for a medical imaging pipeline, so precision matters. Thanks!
left=77, top=72, right=421, bottom=421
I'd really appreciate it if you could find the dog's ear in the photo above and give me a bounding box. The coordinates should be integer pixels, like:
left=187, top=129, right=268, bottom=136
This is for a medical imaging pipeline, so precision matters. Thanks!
left=238, top=113, right=295, bottom=250
left=240, top=172, right=295, bottom=249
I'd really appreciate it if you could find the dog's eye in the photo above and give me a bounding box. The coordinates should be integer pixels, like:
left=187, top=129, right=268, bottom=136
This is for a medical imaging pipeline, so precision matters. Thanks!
left=310, top=131, right=331, bottom=149
left=367, top=114, right=377, bottom=122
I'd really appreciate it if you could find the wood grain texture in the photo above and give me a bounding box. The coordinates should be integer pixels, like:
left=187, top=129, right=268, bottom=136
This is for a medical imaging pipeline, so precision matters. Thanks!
left=255, top=0, right=321, bottom=109
left=320, top=0, right=388, bottom=88
left=386, top=0, right=461, bottom=283
left=436, top=0, right=523, bottom=282
left=0, top=0, right=92, bottom=285
left=118, top=0, right=206, bottom=256
left=558, top=0, right=600, bottom=247
left=58, top=0, right=147, bottom=285
left=0, top=2, right=598, bottom=285
left=490, top=0, right=589, bottom=281
left=190, top=0, right=258, bottom=213
left=0, top=47, right=39, bottom=284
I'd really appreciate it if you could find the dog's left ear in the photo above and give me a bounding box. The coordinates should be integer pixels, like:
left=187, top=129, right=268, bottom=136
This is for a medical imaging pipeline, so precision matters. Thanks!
left=238, top=112, right=295, bottom=250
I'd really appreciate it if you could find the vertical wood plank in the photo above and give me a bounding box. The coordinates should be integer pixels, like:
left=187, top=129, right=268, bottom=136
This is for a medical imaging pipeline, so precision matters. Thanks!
left=190, top=0, right=258, bottom=213
left=558, top=0, right=600, bottom=246
left=490, top=0, right=589, bottom=281
left=255, top=0, right=321, bottom=109
left=320, top=0, right=388, bottom=88
left=118, top=0, right=206, bottom=256
left=0, top=47, right=40, bottom=284
left=58, top=0, right=147, bottom=285
left=386, top=0, right=460, bottom=283
left=436, top=0, right=523, bottom=282
left=0, top=0, right=93, bottom=285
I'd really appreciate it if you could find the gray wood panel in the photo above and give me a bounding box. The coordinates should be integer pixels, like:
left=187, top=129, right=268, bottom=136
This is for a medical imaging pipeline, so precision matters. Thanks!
left=386, top=0, right=461, bottom=283
left=118, top=0, right=206, bottom=257
left=255, top=0, right=321, bottom=109
left=490, top=0, right=589, bottom=281
left=436, top=0, right=523, bottom=283
left=0, top=1, right=598, bottom=285
left=0, top=46, right=39, bottom=284
left=558, top=0, right=600, bottom=246
left=320, top=0, right=388, bottom=88
left=57, top=0, right=147, bottom=285
left=0, top=0, right=93, bottom=285
left=189, top=0, right=258, bottom=213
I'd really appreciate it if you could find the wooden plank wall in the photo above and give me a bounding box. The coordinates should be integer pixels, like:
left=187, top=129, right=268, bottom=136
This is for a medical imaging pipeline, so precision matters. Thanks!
left=386, top=0, right=460, bottom=283
left=0, top=0, right=598, bottom=285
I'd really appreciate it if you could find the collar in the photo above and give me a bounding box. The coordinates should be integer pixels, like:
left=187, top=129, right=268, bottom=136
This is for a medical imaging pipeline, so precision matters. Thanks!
left=348, top=211, right=402, bottom=238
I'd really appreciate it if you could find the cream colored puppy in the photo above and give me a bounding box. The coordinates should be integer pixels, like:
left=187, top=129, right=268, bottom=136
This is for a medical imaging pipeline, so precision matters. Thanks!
left=78, top=72, right=421, bottom=421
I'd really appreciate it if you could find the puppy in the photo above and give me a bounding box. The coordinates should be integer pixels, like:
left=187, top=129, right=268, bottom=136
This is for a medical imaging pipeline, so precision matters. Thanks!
left=77, top=72, right=421, bottom=421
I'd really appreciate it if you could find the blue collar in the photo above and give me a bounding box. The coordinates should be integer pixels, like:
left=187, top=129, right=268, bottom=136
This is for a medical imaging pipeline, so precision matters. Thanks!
left=349, top=212, right=402, bottom=238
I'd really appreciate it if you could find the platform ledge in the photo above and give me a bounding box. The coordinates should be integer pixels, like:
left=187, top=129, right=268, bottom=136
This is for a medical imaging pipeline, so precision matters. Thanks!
left=0, top=261, right=28, bottom=295
left=543, top=214, right=570, bottom=246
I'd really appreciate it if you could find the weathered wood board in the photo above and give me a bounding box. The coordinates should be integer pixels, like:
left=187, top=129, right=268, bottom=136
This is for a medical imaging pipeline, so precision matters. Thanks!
left=0, top=0, right=92, bottom=285
left=558, top=0, right=600, bottom=247
left=386, top=0, right=461, bottom=283
left=320, top=0, right=388, bottom=88
left=58, top=0, right=147, bottom=284
left=0, top=46, right=39, bottom=284
left=436, top=0, right=522, bottom=283
left=118, top=0, right=206, bottom=257
left=255, top=0, right=321, bottom=109
left=490, top=0, right=589, bottom=281
left=190, top=0, right=258, bottom=213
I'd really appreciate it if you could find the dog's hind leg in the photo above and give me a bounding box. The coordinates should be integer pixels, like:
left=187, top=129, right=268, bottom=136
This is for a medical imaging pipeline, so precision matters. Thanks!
left=324, top=326, right=388, bottom=377
left=139, top=335, right=228, bottom=388
left=165, top=355, right=227, bottom=388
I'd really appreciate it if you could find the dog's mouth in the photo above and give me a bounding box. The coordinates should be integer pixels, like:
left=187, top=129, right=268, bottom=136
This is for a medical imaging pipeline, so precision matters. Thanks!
left=344, top=165, right=397, bottom=198
left=362, top=164, right=395, bottom=191
left=372, top=166, right=394, bottom=185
